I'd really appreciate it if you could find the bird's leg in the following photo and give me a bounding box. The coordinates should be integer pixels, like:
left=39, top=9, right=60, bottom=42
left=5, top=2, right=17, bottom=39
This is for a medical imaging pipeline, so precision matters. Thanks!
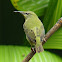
left=31, top=47, right=36, bottom=53
left=42, top=35, right=46, bottom=42
left=43, top=38, right=46, bottom=42
left=41, top=37, right=46, bottom=42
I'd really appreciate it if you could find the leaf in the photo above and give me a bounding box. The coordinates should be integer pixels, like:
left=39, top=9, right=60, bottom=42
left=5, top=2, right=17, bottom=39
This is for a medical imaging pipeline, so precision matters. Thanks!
left=43, top=0, right=62, bottom=49
left=10, top=0, right=49, bottom=16
left=0, top=46, right=62, bottom=62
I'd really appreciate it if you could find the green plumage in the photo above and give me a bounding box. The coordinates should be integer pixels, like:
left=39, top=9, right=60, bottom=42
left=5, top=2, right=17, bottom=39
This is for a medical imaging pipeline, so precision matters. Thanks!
left=14, top=11, right=45, bottom=53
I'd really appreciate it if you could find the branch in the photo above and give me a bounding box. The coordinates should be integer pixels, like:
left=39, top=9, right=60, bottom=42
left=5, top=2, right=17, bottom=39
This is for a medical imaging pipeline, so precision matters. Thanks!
left=22, top=17, right=62, bottom=62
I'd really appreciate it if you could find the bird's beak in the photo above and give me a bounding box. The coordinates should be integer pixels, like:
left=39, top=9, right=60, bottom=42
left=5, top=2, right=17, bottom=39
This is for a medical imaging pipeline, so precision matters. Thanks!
left=14, top=11, right=24, bottom=15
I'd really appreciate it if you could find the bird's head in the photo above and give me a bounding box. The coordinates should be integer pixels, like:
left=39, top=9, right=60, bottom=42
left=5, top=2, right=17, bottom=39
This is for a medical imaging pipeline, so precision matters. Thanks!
left=14, top=11, right=37, bottom=19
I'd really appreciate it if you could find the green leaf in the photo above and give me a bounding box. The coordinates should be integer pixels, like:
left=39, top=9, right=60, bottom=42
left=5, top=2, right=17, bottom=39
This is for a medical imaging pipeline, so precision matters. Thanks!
left=43, top=28, right=62, bottom=49
left=0, top=46, right=62, bottom=62
left=10, top=0, right=49, bottom=16
left=43, top=0, right=62, bottom=49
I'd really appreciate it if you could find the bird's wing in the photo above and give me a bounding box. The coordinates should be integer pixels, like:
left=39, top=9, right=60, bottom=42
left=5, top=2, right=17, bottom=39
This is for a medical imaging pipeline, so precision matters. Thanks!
left=27, top=29, right=36, bottom=42
left=26, top=29, right=36, bottom=46
left=39, top=25, right=45, bottom=41
left=23, top=24, right=36, bottom=44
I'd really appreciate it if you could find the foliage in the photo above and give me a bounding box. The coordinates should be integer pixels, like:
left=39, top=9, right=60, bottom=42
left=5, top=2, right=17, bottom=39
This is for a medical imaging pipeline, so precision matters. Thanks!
left=0, top=46, right=62, bottom=62
left=43, top=0, right=62, bottom=49
left=10, top=0, right=49, bottom=16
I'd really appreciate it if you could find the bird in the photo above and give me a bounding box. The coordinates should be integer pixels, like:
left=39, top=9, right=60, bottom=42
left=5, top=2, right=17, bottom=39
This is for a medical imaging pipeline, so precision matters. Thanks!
left=14, top=11, right=45, bottom=53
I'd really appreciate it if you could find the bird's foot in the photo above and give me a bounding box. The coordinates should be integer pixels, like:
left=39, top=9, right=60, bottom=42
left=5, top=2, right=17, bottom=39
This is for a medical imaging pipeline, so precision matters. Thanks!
left=31, top=47, right=36, bottom=53
left=43, top=38, right=46, bottom=42
left=42, top=38, right=46, bottom=42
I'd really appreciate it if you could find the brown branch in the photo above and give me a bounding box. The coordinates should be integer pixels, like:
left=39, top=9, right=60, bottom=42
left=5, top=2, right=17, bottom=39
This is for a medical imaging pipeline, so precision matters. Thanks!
left=22, top=17, right=62, bottom=62
left=22, top=51, right=35, bottom=62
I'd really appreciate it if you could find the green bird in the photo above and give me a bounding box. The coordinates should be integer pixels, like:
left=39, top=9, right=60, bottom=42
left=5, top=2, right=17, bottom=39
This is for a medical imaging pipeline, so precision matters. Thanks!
left=14, top=11, right=45, bottom=53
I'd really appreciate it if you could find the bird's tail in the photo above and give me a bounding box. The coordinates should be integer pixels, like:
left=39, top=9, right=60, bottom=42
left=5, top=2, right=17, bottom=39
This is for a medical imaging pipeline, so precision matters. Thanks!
left=35, top=44, right=44, bottom=53
left=35, top=36, right=44, bottom=53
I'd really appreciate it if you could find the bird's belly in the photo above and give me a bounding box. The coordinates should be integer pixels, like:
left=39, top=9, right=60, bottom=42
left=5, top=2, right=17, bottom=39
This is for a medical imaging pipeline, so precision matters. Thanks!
left=26, top=35, right=36, bottom=46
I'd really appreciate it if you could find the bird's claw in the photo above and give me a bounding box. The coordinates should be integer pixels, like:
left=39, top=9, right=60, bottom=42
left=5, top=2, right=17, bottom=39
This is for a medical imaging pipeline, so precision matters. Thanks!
left=43, top=38, right=46, bottom=42
left=31, top=47, right=36, bottom=53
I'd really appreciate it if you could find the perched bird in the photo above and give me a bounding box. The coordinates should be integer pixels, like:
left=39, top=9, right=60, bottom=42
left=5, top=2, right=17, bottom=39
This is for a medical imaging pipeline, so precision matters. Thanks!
left=14, top=11, right=45, bottom=53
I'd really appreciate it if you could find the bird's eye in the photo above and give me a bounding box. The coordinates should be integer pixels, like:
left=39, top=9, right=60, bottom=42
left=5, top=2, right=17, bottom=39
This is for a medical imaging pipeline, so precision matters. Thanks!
left=34, top=40, right=36, bottom=42
left=25, top=13, right=29, bottom=15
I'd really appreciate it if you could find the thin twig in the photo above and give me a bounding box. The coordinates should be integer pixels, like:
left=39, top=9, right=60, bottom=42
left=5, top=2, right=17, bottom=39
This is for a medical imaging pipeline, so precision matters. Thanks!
left=22, top=17, right=62, bottom=62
